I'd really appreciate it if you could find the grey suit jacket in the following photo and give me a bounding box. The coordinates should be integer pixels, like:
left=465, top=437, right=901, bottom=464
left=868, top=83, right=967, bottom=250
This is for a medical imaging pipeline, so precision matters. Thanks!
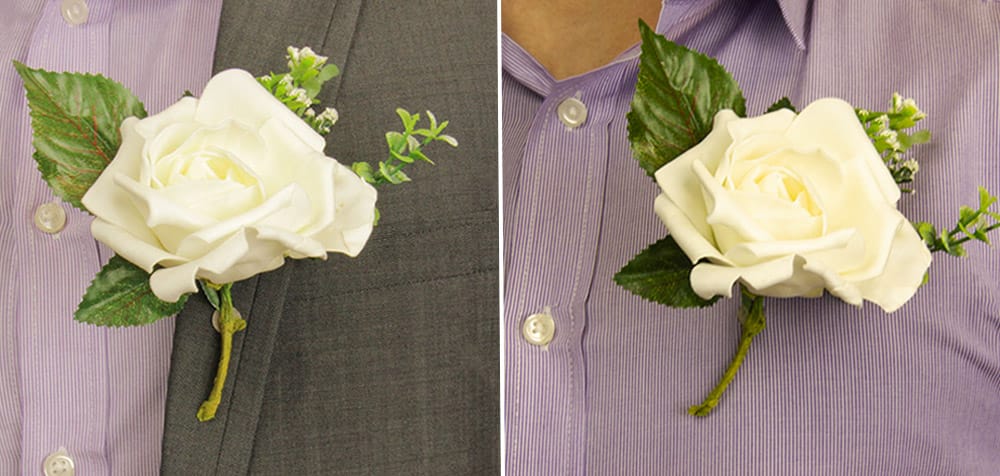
left=158, top=1, right=498, bottom=473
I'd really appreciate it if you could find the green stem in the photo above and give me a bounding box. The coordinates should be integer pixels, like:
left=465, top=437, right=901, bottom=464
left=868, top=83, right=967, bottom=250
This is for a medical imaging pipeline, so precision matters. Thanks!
left=689, top=288, right=766, bottom=417
left=377, top=135, right=436, bottom=185
left=196, top=283, right=247, bottom=422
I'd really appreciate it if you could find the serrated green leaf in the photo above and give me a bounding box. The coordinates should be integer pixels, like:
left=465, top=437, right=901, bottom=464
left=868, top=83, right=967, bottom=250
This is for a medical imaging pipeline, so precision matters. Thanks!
left=627, top=20, right=746, bottom=178
left=14, top=61, right=147, bottom=211
left=614, top=235, right=720, bottom=308
left=75, top=255, right=188, bottom=327
left=765, top=97, right=795, bottom=114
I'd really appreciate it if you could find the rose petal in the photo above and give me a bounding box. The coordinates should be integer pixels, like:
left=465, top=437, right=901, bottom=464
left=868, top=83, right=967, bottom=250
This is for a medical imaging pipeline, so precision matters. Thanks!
left=91, top=218, right=185, bottom=273
left=787, top=98, right=900, bottom=205
left=724, top=228, right=855, bottom=267
left=132, top=97, right=198, bottom=139
left=173, top=184, right=302, bottom=258
left=653, top=193, right=730, bottom=266
left=311, top=163, right=377, bottom=256
left=195, top=69, right=326, bottom=153
left=655, top=109, right=740, bottom=241
left=853, top=220, right=933, bottom=312
left=82, top=119, right=164, bottom=250
left=690, top=254, right=826, bottom=300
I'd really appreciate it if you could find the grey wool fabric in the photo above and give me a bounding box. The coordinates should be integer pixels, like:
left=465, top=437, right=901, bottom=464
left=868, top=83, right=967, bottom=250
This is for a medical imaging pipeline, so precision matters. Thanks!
left=158, top=0, right=498, bottom=474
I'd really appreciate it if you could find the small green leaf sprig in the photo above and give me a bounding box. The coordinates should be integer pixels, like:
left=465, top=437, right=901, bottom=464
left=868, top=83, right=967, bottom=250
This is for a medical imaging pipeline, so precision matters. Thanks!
left=856, top=93, right=931, bottom=191
left=615, top=20, right=998, bottom=417
left=915, top=187, right=1000, bottom=257
left=257, top=46, right=341, bottom=135
left=351, top=108, right=458, bottom=186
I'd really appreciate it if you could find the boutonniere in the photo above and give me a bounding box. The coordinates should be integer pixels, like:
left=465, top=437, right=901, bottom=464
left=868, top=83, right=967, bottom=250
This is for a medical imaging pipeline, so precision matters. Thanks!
left=14, top=46, right=457, bottom=421
left=615, top=22, right=999, bottom=416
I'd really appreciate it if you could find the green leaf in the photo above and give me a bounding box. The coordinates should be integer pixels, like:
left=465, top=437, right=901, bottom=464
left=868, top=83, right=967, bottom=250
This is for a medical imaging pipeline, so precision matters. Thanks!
left=979, top=186, right=997, bottom=210
left=352, top=161, right=376, bottom=184
left=396, top=108, right=417, bottom=132
left=385, top=131, right=407, bottom=153
left=318, top=64, right=340, bottom=82
left=75, top=255, right=188, bottom=327
left=409, top=148, right=434, bottom=165
left=627, top=20, right=746, bottom=177
left=898, top=129, right=930, bottom=151
left=198, top=280, right=221, bottom=310
left=614, top=236, right=720, bottom=308
left=914, top=221, right=937, bottom=248
left=765, top=97, right=796, bottom=114
left=14, top=61, right=147, bottom=211
left=390, top=149, right=414, bottom=164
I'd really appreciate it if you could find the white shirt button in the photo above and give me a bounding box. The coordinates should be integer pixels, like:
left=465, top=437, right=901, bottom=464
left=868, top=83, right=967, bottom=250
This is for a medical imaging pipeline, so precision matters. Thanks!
left=43, top=447, right=75, bottom=476
left=60, top=0, right=89, bottom=26
left=557, top=97, right=588, bottom=129
left=34, top=202, right=67, bottom=234
left=522, top=310, right=555, bottom=346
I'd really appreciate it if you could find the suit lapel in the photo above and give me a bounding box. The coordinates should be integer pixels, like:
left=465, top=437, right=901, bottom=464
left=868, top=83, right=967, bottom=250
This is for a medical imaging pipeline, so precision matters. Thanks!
left=160, top=0, right=362, bottom=473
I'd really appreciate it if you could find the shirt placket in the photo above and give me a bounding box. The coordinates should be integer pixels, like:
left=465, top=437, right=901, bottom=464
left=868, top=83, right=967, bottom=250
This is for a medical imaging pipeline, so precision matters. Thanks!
left=18, top=1, right=112, bottom=473
left=506, top=66, right=624, bottom=475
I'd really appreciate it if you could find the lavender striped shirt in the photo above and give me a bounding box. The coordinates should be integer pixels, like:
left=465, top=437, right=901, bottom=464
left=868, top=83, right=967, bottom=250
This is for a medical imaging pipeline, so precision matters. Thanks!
left=0, top=1, right=221, bottom=474
left=503, top=0, right=1000, bottom=474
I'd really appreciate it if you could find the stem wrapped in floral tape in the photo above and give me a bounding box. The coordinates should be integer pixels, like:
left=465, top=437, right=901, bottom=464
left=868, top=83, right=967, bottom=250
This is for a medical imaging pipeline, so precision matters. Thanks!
left=615, top=20, right=998, bottom=417
left=197, top=283, right=245, bottom=422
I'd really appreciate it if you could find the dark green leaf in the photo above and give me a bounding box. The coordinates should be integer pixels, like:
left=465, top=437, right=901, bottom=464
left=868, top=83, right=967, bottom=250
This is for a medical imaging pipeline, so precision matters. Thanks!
left=765, top=97, right=795, bottom=114
left=614, top=235, right=720, bottom=308
left=627, top=20, right=746, bottom=177
left=14, top=61, right=147, bottom=211
left=75, top=255, right=188, bottom=327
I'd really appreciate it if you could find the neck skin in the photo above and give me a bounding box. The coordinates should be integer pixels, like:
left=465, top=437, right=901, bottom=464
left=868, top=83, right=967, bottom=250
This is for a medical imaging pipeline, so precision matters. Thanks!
left=502, top=0, right=662, bottom=80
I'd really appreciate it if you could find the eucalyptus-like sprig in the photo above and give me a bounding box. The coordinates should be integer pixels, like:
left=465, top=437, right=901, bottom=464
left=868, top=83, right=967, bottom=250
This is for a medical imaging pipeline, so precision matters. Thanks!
left=352, top=108, right=458, bottom=186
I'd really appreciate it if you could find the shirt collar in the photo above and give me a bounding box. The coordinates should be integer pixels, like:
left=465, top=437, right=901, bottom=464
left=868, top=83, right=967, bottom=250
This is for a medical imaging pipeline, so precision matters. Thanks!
left=775, top=0, right=812, bottom=50
left=502, top=0, right=813, bottom=93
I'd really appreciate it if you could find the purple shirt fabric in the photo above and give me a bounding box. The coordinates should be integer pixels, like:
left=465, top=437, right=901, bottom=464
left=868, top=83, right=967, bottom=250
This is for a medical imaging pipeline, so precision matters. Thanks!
left=503, top=0, right=1000, bottom=474
left=0, top=1, right=222, bottom=474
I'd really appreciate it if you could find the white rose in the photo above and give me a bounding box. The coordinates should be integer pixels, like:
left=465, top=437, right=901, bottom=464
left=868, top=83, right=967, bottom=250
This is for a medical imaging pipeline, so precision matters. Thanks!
left=654, top=98, right=931, bottom=312
left=81, top=69, right=377, bottom=302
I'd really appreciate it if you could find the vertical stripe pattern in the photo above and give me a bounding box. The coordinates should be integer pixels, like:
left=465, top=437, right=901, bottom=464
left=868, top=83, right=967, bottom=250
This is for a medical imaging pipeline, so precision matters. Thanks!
left=0, top=1, right=222, bottom=474
left=503, top=0, right=1000, bottom=474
